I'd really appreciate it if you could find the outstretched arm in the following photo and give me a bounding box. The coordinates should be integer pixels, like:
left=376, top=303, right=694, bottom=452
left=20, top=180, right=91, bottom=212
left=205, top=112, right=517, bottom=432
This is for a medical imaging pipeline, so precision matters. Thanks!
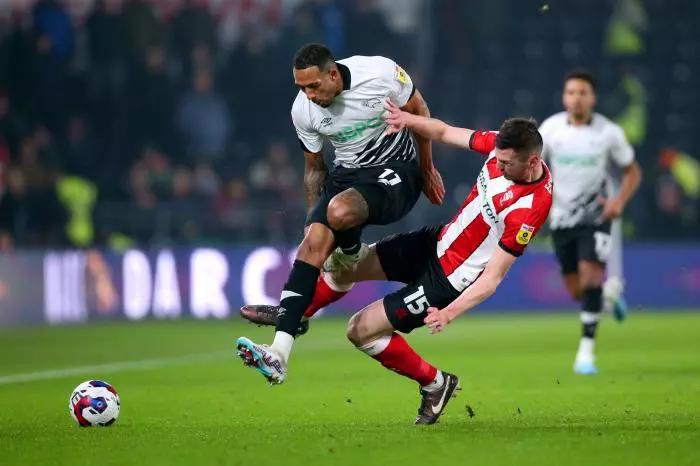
left=385, top=99, right=474, bottom=149
left=423, top=246, right=516, bottom=333
left=400, top=90, right=445, bottom=205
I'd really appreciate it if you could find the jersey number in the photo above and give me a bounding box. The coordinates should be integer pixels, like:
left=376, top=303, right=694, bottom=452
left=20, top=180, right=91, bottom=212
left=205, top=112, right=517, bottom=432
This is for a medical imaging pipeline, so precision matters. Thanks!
left=378, top=169, right=402, bottom=186
left=403, top=285, right=429, bottom=314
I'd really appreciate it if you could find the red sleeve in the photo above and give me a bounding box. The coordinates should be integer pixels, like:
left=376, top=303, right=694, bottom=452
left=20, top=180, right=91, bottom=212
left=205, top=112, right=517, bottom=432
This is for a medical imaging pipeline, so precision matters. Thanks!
left=498, top=203, right=549, bottom=257
left=469, top=130, right=497, bottom=155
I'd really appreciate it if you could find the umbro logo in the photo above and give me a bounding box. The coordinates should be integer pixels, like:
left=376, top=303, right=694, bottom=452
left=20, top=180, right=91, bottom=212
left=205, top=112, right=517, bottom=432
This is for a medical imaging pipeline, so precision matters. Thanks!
left=320, top=117, right=333, bottom=128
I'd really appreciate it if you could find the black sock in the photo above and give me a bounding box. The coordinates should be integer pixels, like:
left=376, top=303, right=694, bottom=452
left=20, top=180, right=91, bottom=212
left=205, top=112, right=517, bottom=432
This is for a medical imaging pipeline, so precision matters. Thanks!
left=581, top=287, right=602, bottom=339
left=335, top=227, right=362, bottom=255
left=276, top=260, right=320, bottom=336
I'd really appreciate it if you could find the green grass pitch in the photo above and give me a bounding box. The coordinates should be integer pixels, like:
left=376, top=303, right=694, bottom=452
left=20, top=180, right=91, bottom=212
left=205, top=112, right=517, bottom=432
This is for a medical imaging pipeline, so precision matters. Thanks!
left=1, top=311, right=699, bottom=466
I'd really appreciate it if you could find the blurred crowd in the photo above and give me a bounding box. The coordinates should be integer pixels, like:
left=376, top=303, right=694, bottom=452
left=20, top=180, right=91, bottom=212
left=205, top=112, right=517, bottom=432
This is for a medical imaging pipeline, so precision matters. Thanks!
left=0, top=0, right=698, bottom=249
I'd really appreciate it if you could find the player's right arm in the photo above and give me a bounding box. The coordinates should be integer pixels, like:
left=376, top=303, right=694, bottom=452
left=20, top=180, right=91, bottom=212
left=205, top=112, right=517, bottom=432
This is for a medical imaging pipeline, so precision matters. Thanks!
left=292, top=96, right=328, bottom=214
left=384, top=99, right=473, bottom=149
left=303, top=150, right=327, bottom=214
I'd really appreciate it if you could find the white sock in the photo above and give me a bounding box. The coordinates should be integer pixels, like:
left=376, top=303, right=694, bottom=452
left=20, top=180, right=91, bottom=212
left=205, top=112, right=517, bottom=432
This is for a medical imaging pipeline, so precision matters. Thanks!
left=271, top=331, right=294, bottom=363
left=576, top=337, right=595, bottom=363
left=421, top=371, right=445, bottom=393
left=357, top=335, right=391, bottom=356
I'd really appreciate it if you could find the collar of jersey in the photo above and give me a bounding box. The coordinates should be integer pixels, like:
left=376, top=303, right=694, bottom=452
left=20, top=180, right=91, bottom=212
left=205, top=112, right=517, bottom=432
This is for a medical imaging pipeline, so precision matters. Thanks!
left=337, top=63, right=351, bottom=91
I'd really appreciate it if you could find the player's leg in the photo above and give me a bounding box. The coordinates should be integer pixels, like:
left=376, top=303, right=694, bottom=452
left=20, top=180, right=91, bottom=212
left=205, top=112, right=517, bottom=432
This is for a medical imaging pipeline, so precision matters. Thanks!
left=551, top=228, right=581, bottom=300
left=347, top=227, right=461, bottom=424
left=603, top=218, right=627, bottom=321
left=323, top=161, right=423, bottom=275
left=346, top=298, right=460, bottom=425
left=236, top=222, right=335, bottom=383
left=573, top=225, right=612, bottom=375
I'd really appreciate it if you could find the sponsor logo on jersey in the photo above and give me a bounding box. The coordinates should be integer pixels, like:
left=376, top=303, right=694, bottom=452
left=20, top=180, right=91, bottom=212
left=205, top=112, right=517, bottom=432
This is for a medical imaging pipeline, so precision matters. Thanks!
left=516, top=224, right=535, bottom=245
left=478, top=168, right=498, bottom=223
left=320, top=117, right=333, bottom=128
left=395, top=65, right=409, bottom=84
left=330, top=116, right=384, bottom=143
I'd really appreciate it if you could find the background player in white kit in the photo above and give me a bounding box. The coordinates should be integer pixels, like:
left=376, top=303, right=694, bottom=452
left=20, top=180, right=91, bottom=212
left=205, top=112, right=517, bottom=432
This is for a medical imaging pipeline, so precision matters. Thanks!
left=236, top=44, right=445, bottom=384
left=539, top=70, right=642, bottom=375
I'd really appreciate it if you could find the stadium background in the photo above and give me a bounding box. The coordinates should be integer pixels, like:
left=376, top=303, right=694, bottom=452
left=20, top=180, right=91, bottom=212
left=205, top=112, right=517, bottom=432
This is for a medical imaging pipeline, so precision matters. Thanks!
left=0, top=2, right=698, bottom=465
left=0, top=0, right=698, bottom=323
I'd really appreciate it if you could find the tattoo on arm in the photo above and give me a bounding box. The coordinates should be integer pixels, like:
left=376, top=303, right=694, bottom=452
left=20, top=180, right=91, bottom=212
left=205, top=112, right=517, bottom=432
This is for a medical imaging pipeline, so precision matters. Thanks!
left=304, top=151, right=328, bottom=213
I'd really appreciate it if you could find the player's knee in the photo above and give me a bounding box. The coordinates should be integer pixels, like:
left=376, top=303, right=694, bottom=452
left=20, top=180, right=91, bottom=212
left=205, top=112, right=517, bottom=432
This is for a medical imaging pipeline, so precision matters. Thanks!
left=346, top=313, right=363, bottom=346
left=567, top=283, right=582, bottom=300
left=297, top=229, right=334, bottom=265
left=326, top=198, right=357, bottom=231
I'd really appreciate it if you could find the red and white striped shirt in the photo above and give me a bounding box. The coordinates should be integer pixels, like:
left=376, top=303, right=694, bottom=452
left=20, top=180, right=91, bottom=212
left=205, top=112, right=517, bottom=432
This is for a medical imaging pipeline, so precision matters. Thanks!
left=436, top=131, right=552, bottom=291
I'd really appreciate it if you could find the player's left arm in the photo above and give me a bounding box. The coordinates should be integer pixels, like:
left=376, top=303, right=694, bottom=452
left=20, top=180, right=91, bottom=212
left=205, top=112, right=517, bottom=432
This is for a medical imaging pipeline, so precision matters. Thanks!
left=401, top=90, right=445, bottom=205
left=601, top=161, right=641, bottom=220
left=425, top=202, right=551, bottom=333
left=424, top=247, right=516, bottom=334
left=602, top=127, right=642, bottom=220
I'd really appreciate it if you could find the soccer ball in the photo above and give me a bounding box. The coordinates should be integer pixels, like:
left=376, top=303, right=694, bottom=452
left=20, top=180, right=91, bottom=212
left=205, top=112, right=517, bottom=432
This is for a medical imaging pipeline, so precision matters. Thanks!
left=68, top=380, right=121, bottom=427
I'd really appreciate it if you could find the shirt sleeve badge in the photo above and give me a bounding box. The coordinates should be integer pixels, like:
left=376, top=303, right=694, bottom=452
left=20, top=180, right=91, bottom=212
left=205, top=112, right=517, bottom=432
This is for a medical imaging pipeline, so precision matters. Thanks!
left=516, top=224, right=535, bottom=245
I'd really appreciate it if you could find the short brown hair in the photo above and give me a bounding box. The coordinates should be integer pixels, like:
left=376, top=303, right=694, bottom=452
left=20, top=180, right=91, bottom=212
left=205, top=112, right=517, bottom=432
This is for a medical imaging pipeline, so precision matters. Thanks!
left=495, top=118, right=543, bottom=159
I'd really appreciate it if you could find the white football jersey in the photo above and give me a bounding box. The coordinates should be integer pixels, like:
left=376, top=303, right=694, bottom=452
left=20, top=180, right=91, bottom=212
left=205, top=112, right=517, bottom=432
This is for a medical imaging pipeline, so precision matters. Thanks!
left=291, top=55, right=416, bottom=168
left=539, top=112, right=634, bottom=229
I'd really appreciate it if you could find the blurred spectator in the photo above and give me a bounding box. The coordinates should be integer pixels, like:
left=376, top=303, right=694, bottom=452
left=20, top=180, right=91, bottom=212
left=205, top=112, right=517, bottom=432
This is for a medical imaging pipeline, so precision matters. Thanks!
left=176, top=67, right=232, bottom=162
left=344, top=0, right=396, bottom=57
left=171, top=0, right=217, bottom=77
left=249, top=141, right=299, bottom=202
left=122, top=0, right=165, bottom=67
left=60, top=115, right=98, bottom=179
left=126, top=45, right=177, bottom=155
left=214, top=178, right=253, bottom=240
left=85, top=0, right=127, bottom=137
left=32, top=0, right=74, bottom=63
left=128, top=145, right=173, bottom=211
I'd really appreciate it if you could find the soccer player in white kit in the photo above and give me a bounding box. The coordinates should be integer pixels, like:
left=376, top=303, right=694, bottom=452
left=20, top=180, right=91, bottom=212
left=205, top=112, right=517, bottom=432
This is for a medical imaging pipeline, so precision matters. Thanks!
left=539, top=70, right=642, bottom=375
left=235, top=44, right=445, bottom=384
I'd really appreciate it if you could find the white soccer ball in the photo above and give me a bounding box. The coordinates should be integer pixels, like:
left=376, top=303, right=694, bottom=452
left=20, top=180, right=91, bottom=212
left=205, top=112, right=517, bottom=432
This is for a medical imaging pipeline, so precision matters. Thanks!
left=68, top=380, right=121, bottom=427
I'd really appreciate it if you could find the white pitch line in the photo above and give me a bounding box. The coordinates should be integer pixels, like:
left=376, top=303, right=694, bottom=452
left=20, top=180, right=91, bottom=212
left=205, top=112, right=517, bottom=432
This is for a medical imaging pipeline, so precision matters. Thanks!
left=0, top=351, right=229, bottom=386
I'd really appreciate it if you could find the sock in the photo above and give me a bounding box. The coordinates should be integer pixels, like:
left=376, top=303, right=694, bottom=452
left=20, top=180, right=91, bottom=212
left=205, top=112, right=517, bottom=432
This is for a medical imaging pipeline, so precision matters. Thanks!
left=274, top=260, right=320, bottom=360
left=303, top=272, right=353, bottom=318
left=578, top=287, right=602, bottom=363
left=271, top=331, right=294, bottom=364
left=357, top=333, right=437, bottom=386
left=421, top=370, right=445, bottom=393
left=335, top=228, right=362, bottom=255
left=576, top=336, right=595, bottom=363
left=580, top=287, right=603, bottom=339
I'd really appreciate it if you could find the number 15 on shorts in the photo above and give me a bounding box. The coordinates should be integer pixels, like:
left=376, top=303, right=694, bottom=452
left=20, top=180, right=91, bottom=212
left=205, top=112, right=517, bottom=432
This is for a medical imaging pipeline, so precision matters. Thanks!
left=403, top=285, right=429, bottom=314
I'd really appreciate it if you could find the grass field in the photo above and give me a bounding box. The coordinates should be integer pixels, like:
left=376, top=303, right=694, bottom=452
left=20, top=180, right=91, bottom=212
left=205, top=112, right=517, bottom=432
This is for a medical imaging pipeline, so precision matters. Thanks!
left=1, top=311, right=699, bottom=466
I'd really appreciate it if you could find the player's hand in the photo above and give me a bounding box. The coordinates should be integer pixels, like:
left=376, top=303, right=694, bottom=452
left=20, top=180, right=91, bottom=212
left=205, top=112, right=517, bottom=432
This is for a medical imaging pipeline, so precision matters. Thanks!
left=424, top=307, right=451, bottom=334
left=383, top=99, right=411, bottom=135
left=422, top=165, right=445, bottom=205
left=600, top=196, right=624, bottom=220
